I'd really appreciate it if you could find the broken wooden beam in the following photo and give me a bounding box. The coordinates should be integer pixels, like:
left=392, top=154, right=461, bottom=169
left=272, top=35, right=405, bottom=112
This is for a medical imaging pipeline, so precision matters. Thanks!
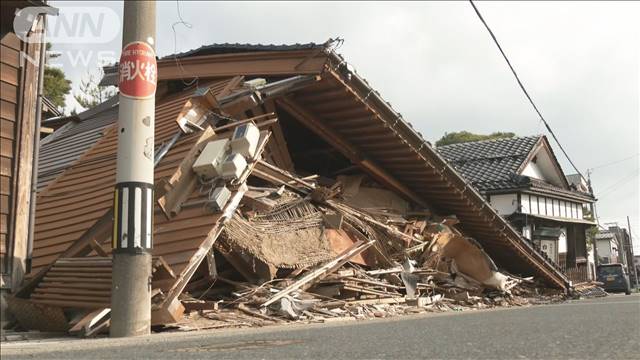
left=262, top=239, right=373, bottom=307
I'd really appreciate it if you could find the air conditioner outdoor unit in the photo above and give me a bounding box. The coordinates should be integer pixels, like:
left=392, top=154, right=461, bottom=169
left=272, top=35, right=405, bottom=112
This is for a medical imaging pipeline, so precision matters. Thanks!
left=192, top=139, right=229, bottom=179
left=221, top=153, right=248, bottom=180
left=230, top=123, right=260, bottom=158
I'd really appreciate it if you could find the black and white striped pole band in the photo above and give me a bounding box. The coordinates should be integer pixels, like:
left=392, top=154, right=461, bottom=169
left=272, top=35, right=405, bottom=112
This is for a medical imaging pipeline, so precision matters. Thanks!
left=112, top=182, right=154, bottom=252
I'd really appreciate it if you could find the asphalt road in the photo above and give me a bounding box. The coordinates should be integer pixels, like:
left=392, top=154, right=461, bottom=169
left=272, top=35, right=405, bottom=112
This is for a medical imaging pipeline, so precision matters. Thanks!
left=2, top=294, right=639, bottom=359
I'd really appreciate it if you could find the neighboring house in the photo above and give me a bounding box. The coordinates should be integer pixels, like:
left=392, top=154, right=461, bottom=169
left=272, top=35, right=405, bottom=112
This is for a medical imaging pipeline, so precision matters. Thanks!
left=595, top=230, right=620, bottom=264
left=438, top=135, right=597, bottom=283
left=1, top=1, right=56, bottom=323
left=596, top=225, right=635, bottom=281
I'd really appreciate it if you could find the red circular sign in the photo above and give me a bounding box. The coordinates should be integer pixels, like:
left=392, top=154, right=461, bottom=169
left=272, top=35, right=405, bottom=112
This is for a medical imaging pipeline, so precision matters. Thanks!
left=118, top=41, right=157, bottom=99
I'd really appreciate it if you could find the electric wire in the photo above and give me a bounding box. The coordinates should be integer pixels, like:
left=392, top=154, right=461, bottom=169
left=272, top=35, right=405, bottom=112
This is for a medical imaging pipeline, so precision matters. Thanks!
left=588, top=153, right=640, bottom=171
left=171, top=0, right=199, bottom=87
left=596, top=168, right=639, bottom=200
left=468, top=0, right=587, bottom=183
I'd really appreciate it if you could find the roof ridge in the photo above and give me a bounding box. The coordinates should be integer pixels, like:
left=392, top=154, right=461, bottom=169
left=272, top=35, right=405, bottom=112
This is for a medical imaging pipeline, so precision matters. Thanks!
left=448, top=153, right=530, bottom=163
left=438, top=134, right=542, bottom=148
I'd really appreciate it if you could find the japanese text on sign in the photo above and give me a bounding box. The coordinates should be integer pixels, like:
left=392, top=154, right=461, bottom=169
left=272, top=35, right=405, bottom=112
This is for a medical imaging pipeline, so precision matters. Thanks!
left=118, top=42, right=157, bottom=99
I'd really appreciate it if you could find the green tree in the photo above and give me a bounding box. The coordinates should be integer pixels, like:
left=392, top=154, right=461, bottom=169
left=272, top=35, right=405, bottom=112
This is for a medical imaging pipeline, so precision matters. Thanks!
left=435, top=131, right=516, bottom=147
left=43, top=43, right=71, bottom=110
left=73, top=68, right=117, bottom=109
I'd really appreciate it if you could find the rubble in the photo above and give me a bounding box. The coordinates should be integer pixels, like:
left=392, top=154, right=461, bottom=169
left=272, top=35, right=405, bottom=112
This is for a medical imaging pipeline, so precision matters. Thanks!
left=154, top=160, right=576, bottom=333
left=7, top=76, right=584, bottom=337
left=9, top=148, right=579, bottom=336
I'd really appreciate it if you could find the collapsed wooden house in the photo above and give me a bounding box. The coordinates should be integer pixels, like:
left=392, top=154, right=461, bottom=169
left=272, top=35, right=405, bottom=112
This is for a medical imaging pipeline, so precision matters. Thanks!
left=8, top=43, right=571, bottom=331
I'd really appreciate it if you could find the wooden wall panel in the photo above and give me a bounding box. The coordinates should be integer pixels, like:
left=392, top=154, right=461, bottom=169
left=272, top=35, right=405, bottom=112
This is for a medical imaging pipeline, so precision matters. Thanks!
left=1, top=21, right=42, bottom=289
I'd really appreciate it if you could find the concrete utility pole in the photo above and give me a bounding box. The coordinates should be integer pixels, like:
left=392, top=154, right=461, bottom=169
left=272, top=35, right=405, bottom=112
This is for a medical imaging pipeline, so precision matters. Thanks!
left=111, top=1, right=157, bottom=338
left=627, top=216, right=639, bottom=289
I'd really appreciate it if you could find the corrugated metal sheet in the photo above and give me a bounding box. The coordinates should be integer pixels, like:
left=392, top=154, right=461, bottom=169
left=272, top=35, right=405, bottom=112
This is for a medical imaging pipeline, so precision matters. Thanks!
left=37, top=107, right=118, bottom=191
left=30, top=78, right=236, bottom=275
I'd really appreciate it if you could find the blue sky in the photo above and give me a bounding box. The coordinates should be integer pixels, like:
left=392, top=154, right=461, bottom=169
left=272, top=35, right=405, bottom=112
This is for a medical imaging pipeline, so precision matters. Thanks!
left=48, top=1, right=640, bottom=250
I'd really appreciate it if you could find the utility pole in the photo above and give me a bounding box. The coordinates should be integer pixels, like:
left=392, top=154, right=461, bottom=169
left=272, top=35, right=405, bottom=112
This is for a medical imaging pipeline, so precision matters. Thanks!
left=586, top=170, right=599, bottom=278
left=627, top=216, right=638, bottom=289
left=111, top=1, right=157, bottom=338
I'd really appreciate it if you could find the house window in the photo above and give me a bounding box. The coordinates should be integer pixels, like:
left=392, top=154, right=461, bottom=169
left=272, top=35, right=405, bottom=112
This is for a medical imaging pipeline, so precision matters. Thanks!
left=531, top=195, right=539, bottom=214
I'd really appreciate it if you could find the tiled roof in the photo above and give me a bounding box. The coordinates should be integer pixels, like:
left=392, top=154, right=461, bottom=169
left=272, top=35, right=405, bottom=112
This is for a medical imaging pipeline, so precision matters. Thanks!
left=437, top=136, right=541, bottom=192
left=594, top=232, right=616, bottom=240
left=528, top=177, right=594, bottom=201
left=165, top=42, right=325, bottom=60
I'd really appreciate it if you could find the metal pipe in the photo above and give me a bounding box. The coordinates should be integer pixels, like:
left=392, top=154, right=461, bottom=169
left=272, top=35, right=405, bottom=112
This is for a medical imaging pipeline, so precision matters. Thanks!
left=154, top=132, right=181, bottom=167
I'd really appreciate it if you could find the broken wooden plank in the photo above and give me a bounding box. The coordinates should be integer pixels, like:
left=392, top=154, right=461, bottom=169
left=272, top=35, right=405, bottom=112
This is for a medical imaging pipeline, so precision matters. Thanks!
left=68, top=308, right=111, bottom=337
left=257, top=159, right=316, bottom=189
left=211, top=113, right=276, bottom=133
left=157, top=127, right=216, bottom=219
left=154, top=130, right=270, bottom=320
left=262, top=239, right=373, bottom=307
left=182, top=300, right=219, bottom=312
left=346, top=297, right=406, bottom=306
left=238, top=303, right=283, bottom=323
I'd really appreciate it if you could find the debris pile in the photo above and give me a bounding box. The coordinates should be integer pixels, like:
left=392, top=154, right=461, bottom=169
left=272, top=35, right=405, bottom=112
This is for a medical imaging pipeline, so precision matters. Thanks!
left=571, top=282, right=608, bottom=299
left=163, top=164, right=568, bottom=332
left=8, top=111, right=578, bottom=338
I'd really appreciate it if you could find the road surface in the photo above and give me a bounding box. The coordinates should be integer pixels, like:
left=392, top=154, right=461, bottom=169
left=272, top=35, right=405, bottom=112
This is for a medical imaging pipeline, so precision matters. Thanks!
left=2, top=294, right=639, bottom=359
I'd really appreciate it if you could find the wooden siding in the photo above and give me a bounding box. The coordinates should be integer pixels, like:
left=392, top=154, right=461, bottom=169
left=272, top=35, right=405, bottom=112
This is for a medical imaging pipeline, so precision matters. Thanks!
left=0, top=30, right=21, bottom=278
left=1, top=16, right=48, bottom=290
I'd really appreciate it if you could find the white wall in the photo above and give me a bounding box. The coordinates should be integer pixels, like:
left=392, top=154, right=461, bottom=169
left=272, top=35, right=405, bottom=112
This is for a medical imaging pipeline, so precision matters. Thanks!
left=521, top=195, right=530, bottom=214
left=489, top=194, right=518, bottom=215
left=519, top=193, right=588, bottom=220
left=520, top=147, right=566, bottom=187
left=558, top=227, right=567, bottom=253
left=597, top=239, right=616, bottom=262
left=522, top=161, right=545, bottom=180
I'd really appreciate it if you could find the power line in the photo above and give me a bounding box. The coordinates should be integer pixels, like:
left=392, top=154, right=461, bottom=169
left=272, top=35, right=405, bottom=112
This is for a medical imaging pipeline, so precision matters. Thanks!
left=596, top=168, right=639, bottom=199
left=468, top=0, right=587, bottom=183
left=588, top=153, right=640, bottom=171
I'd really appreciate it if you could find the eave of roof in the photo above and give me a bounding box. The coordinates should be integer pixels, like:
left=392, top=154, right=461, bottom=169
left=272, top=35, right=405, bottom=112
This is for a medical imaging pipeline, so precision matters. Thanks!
left=510, top=213, right=597, bottom=226
left=100, top=47, right=329, bottom=87
left=482, top=182, right=595, bottom=203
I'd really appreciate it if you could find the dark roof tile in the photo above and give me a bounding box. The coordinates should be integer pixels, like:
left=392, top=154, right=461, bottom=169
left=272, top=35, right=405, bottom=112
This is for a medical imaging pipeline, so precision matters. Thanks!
left=437, top=136, right=541, bottom=192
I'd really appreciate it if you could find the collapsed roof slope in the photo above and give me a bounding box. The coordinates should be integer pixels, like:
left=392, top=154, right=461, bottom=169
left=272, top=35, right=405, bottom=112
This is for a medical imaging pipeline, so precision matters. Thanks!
left=30, top=79, right=238, bottom=275
left=44, top=43, right=568, bottom=289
